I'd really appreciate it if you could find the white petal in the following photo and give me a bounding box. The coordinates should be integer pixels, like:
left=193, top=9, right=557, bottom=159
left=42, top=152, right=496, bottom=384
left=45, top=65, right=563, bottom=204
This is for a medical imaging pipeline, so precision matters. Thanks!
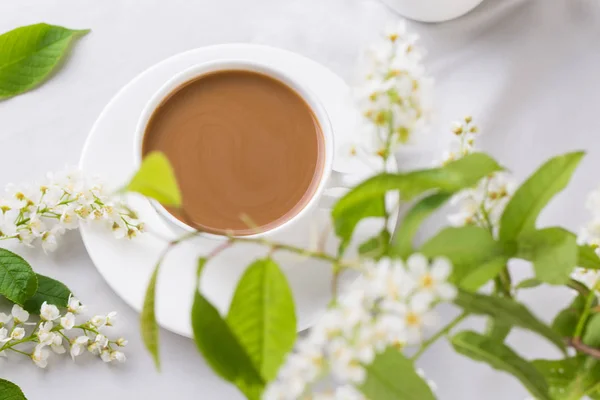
left=431, top=257, right=452, bottom=280
left=436, top=283, right=458, bottom=300
left=407, top=253, right=428, bottom=275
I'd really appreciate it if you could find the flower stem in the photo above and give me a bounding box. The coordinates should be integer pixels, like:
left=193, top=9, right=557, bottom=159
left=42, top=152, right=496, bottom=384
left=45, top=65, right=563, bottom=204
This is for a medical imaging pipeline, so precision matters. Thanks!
left=574, top=285, right=597, bottom=339
left=8, top=347, right=30, bottom=356
left=411, top=312, right=468, bottom=361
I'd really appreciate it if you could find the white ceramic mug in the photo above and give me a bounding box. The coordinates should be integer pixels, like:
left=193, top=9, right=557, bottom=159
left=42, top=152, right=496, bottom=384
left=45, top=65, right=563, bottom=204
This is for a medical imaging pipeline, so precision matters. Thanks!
left=134, top=59, right=358, bottom=239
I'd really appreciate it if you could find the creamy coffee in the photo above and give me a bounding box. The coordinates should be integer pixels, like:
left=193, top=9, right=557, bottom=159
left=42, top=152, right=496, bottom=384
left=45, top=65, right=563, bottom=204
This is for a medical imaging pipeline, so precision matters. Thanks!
left=142, top=70, right=325, bottom=235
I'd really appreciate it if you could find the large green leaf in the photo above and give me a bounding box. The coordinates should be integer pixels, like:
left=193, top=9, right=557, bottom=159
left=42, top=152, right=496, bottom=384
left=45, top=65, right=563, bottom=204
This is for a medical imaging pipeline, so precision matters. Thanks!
left=226, top=259, right=296, bottom=381
left=533, top=358, right=580, bottom=393
left=0, top=23, right=89, bottom=99
left=451, top=331, right=551, bottom=400
left=332, top=153, right=502, bottom=249
left=516, top=228, right=578, bottom=285
left=140, top=261, right=161, bottom=370
left=126, top=152, right=182, bottom=207
left=359, top=347, right=435, bottom=400
left=578, top=245, right=600, bottom=270
left=0, top=379, right=27, bottom=400
left=499, top=152, right=584, bottom=242
left=564, top=360, right=600, bottom=400
left=23, top=274, right=71, bottom=314
left=420, top=226, right=504, bottom=285
left=0, top=249, right=38, bottom=305
left=391, top=192, right=451, bottom=258
left=455, top=290, right=565, bottom=352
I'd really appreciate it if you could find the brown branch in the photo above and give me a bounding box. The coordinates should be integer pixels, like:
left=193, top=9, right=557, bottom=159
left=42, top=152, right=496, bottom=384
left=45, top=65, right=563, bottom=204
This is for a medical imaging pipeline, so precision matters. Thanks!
left=566, top=337, right=600, bottom=360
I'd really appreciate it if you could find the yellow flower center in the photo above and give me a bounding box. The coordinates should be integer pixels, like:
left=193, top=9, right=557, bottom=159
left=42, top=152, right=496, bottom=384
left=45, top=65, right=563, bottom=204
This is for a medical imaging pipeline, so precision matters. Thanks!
left=421, top=273, right=434, bottom=288
left=406, top=312, right=421, bottom=327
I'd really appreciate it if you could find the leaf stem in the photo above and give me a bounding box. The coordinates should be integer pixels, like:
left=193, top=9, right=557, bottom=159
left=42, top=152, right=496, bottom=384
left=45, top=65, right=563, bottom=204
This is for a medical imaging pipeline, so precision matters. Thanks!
left=411, top=312, right=468, bottom=361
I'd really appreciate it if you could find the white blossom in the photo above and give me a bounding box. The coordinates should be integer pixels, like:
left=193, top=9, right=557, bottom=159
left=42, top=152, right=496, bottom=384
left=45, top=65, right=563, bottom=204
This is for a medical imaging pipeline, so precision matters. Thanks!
left=106, top=311, right=117, bottom=327
left=50, top=334, right=66, bottom=354
left=67, top=295, right=86, bottom=315
left=60, top=312, right=76, bottom=330
left=70, top=336, right=90, bottom=359
left=37, top=321, right=55, bottom=346
left=264, top=255, right=455, bottom=399
left=95, top=334, right=109, bottom=348
left=574, top=186, right=600, bottom=291
left=110, top=351, right=126, bottom=363
left=40, top=302, right=60, bottom=321
left=0, top=167, right=143, bottom=251
left=11, top=305, right=29, bottom=324
left=91, top=315, right=107, bottom=328
left=0, top=327, right=8, bottom=343
left=351, top=21, right=433, bottom=160
left=100, top=349, right=112, bottom=363
left=10, top=327, right=25, bottom=340
left=31, top=344, right=50, bottom=368
left=115, top=337, right=128, bottom=347
left=0, top=312, right=12, bottom=326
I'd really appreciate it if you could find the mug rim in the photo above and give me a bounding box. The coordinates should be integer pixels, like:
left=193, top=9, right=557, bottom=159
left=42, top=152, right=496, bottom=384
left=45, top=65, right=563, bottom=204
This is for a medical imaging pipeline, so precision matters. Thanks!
left=133, top=59, right=335, bottom=239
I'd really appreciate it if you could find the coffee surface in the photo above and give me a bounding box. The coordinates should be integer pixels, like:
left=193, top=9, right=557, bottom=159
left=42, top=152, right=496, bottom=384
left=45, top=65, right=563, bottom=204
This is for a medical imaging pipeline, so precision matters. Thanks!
left=142, top=70, right=325, bottom=235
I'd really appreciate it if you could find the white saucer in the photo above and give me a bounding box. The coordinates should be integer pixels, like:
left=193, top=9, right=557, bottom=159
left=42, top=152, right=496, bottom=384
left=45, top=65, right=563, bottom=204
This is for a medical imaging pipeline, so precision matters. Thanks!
left=79, top=44, right=398, bottom=338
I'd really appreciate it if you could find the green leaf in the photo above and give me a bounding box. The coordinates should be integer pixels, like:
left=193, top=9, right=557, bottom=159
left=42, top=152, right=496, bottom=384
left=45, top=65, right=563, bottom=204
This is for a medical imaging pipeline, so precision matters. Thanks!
left=0, top=23, right=89, bottom=99
left=578, top=245, right=600, bottom=270
left=126, top=152, right=182, bottom=207
left=23, top=274, right=71, bottom=314
left=358, top=347, right=435, bottom=400
left=516, top=278, right=543, bottom=290
left=455, top=290, right=566, bottom=352
left=140, top=261, right=161, bottom=370
left=564, top=360, right=600, bottom=399
left=532, top=358, right=580, bottom=392
left=334, top=196, right=386, bottom=255
left=226, top=259, right=296, bottom=381
left=358, top=230, right=391, bottom=260
left=420, top=226, right=504, bottom=285
left=460, top=257, right=508, bottom=292
left=451, top=331, right=551, bottom=400
left=583, top=313, right=600, bottom=348
left=391, top=192, right=451, bottom=258
left=516, top=228, right=578, bottom=285
left=0, top=379, right=27, bottom=400
left=499, top=152, right=584, bottom=242
left=332, top=153, right=502, bottom=249
left=552, top=308, right=579, bottom=338
left=192, top=281, right=264, bottom=397
left=0, top=249, right=37, bottom=305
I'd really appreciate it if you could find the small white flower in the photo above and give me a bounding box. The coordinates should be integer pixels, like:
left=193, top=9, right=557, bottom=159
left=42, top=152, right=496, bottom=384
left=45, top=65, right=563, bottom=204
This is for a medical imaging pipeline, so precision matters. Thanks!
left=396, top=297, right=439, bottom=345
left=0, top=214, right=17, bottom=238
left=12, top=304, right=29, bottom=324
left=50, top=334, right=65, bottom=354
left=10, top=327, right=25, bottom=340
left=60, top=312, right=75, bottom=330
left=106, top=311, right=117, bottom=326
left=16, top=228, right=35, bottom=247
left=407, top=254, right=457, bottom=304
left=95, top=334, right=109, bottom=348
left=100, top=349, right=112, bottom=363
left=27, top=213, right=46, bottom=237
left=37, top=321, right=55, bottom=346
left=0, top=327, right=8, bottom=343
left=90, top=315, right=107, bottom=328
left=0, top=312, right=12, bottom=326
left=110, top=351, right=126, bottom=363
left=115, top=337, right=128, bottom=347
left=41, top=226, right=63, bottom=253
left=40, top=302, right=60, bottom=321
left=31, top=344, right=50, bottom=368
left=87, top=342, right=101, bottom=355
left=70, top=336, right=90, bottom=359
left=67, top=295, right=86, bottom=314
left=59, top=208, right=79, bottom=230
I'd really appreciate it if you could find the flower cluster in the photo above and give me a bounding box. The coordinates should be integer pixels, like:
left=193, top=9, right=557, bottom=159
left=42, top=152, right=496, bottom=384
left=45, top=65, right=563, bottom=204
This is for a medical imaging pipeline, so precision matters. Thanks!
left=573, top=187, right=600, bottom=290
left=0, top=296, right=126, bottom=368
left=0, top=168, right=142, bottom=252
left=263, top=255, right=455, bottom=400
left=352, top=22, right=433, bottom=160
left=444, top=117, right=515, bottom=231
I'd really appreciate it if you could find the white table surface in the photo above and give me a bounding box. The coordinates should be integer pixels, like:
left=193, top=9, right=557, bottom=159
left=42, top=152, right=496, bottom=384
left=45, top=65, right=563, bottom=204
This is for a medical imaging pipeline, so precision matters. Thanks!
left=1, top=0, right=599, bottom=398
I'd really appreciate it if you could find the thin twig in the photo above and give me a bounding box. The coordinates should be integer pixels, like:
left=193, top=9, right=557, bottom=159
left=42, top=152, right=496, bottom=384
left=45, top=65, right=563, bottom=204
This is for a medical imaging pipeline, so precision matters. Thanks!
left=567, top=337, right=600, bottom=360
